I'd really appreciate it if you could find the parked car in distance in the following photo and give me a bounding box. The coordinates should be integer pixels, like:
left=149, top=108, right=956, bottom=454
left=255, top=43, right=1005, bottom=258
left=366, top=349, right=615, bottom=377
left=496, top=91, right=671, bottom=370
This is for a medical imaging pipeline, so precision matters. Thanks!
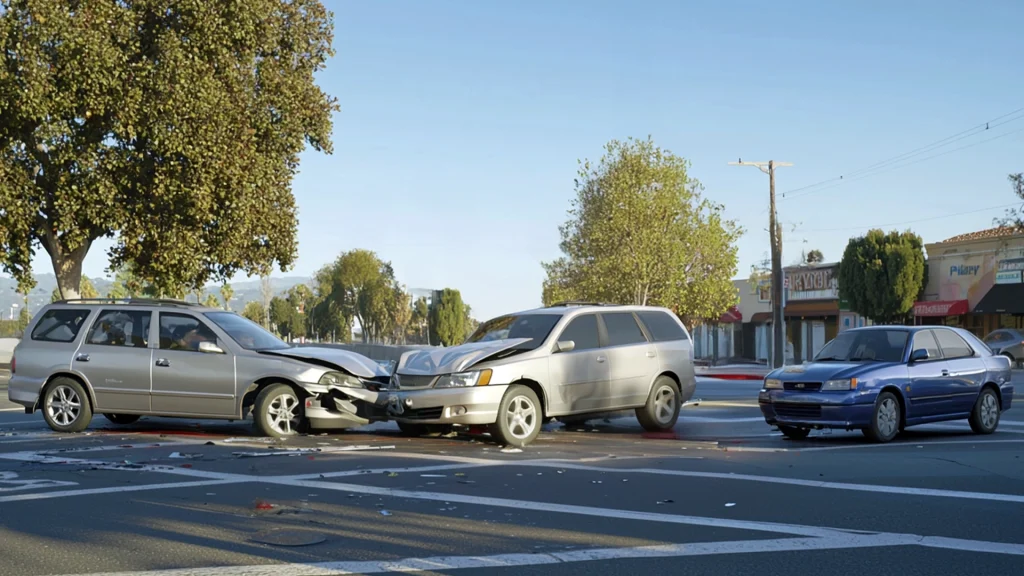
left=8, top=299, right=392, bottom=437
left=385, top=302, right=697, bottom=447
left=759, top=325, right=1013, bottom=442
left=981, top=328, right=1024, bottom=368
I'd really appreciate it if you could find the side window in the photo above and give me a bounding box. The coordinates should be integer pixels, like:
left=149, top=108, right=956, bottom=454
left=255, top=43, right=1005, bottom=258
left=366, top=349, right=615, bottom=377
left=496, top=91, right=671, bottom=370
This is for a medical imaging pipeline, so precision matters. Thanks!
left=30, top=309, right=91, bottom=343
left=933, top=329, right=974, bottom=360
left=556, top=314, right=600, bottom=351
left=601, top=312, right=648, bottom=347
left=983, top=332, right=1001, bottom=344
left=86, top=310, right=151, bottom=348
left=911, top=330, right=942, bottom=360
left=159, top=313, right=218, bottom=352
left=636, top=310, right=688, bottom=342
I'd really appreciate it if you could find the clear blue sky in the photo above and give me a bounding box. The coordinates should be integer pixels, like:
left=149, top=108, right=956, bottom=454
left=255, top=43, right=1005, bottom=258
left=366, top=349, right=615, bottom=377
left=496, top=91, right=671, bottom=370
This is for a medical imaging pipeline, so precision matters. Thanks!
left=42, top=0, right=1024, bottom=321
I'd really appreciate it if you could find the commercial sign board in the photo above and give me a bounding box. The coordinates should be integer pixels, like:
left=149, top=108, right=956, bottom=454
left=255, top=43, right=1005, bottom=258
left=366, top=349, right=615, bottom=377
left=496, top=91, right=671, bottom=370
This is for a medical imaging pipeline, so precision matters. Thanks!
left=949, top=264, right=980, bottom=276
left=995, top=270, right=1023, bottom=285
left=998, top=258, right=1024, bottom=272
left=786, top=266, right=839, bottom=301
left=913, top=300, right=970, bottom=317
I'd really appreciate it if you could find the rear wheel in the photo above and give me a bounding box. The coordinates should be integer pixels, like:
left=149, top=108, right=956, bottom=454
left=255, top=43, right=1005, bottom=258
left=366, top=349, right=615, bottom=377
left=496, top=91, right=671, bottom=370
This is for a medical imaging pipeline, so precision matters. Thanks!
left=636, top=376, right=681, bottom=432
left=104, top=414, right=141, bottom=425
left=490, top=385, right=542, bottom=448
left=968, top=388, right=1000, bottom=434
left=253, top=383, right=305, bottom=438
left=863, top=391, right=901, bottom=443
left=42, top=377, right=93, bottom=433
left=778, top=425, right=810, bottom=440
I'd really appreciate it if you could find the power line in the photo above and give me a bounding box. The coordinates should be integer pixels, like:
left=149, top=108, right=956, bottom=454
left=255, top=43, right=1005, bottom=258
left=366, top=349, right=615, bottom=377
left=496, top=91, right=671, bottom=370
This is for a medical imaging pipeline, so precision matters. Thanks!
left=795, top=202, right=1019, bottom=233
left=779, top=106, right=1024, bottom=200
left=784, top=124, right=1024, bottom=201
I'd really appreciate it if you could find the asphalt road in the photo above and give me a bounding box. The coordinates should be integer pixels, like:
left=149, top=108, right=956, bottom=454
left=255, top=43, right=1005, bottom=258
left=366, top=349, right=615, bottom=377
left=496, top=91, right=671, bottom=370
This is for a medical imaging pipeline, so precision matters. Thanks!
left=1, top=373, right=1023, bottom=575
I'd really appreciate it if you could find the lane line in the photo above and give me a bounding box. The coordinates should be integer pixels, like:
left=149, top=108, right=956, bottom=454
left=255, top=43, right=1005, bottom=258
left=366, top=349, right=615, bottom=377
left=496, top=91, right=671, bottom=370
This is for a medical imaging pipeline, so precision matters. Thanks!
left=49, top=535, right=917, bottom=576
left=0, top=479, right=239, bottom=503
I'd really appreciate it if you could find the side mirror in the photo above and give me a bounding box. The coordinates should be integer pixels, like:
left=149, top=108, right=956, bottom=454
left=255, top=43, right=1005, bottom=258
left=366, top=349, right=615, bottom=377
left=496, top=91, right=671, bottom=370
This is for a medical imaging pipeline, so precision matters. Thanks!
left=198, top=341, right=225, bottom=354
left=909, top=348, right=929, bottom=363
left=555, top=340, right=576, bottom=353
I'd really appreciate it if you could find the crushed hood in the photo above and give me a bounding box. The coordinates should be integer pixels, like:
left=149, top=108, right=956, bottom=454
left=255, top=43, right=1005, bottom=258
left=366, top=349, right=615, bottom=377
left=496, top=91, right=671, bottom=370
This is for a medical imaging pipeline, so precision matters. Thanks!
left=261, top=347, right=390, bottom=380
left=396, top=338, right=534, bottom=375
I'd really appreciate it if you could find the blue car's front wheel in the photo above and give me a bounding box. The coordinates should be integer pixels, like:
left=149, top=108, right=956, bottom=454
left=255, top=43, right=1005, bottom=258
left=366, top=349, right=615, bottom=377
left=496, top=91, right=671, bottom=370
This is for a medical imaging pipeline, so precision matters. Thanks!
left=863, top=391, right=901, bottom=443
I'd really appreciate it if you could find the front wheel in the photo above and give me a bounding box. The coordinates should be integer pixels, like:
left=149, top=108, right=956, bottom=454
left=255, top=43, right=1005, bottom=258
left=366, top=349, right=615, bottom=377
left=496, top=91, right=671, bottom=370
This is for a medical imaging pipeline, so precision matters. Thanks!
left=42, top=377, right=93, bottom=433
left=490, top=385, right=542, bottom=448
left=636, top=376, right=681, bottom=432
left=968, top=388, right=1000, bottom=434
left=104, top=414, right=141, bottom=425
left=778, top=425, right=810, bottom=440
left=862, top=391, right=901, bottom=443
left=253, top=383, right=305, bottom=438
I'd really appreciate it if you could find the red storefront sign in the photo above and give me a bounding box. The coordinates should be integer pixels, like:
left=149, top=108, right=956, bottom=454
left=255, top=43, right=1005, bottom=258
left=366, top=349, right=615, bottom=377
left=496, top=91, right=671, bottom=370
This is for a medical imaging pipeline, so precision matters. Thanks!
left=719, top=306, right=742, bottom=323
left=913, top=300, right=969, bottom=317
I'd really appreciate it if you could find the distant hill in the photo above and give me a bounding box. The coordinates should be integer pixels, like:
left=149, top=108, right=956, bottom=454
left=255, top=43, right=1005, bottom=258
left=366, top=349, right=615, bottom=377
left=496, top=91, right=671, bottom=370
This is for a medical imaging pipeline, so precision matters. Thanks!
left=0, top=273, right=312, bottom=318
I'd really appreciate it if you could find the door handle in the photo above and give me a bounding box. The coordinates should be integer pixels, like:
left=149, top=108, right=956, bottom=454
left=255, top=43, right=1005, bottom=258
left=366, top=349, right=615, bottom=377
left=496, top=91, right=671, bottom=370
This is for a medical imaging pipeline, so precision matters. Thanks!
left=646, top=351, right=656, bottom=358
left=596, top=356, right=606, bottom=363
left=75, top=353, right=89, bottom=362
left=155, top=358, right=170, bottom=368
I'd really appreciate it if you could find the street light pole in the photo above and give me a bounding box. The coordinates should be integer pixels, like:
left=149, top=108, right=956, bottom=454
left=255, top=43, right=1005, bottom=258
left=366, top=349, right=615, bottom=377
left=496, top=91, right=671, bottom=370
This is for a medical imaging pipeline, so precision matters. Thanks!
left=729, top=159, right=793, bottom=369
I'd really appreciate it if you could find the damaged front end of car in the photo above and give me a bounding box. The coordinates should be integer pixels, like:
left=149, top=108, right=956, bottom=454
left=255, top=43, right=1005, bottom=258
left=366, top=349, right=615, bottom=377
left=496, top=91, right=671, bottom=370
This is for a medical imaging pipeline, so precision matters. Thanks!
left=296, top=368, right=393, bottom=430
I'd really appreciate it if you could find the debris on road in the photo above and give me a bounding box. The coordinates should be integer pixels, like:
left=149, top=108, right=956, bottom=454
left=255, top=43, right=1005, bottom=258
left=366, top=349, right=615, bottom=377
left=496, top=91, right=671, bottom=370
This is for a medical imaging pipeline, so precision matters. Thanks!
left=379, top=510, right=392, bottom=516
left=254, top=499, right=275, bottom=511
left=223, top=438, right=274, bottom=444
left=725, top=503, right=736, bottom=507
left=657, top=499, right=674, bottom=505
left=500, top=447, right=523, bottom=453
left=420, top=474, right=446, bottom=478
left=168, top=452, right=202, bottom=460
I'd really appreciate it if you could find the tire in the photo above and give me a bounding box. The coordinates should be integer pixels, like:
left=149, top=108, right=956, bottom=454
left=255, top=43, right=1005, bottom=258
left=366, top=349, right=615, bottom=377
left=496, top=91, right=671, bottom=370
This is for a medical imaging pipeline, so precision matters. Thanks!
left=395, top=421, right=429, bottom=437
left=968, top=387, right=1000, bottom=435
left=489, top=384, right=542, bottom=448
left=636, top=376, right=681, bottom=432
left=104, top=414, right=141, bottom=425
left=252, top=383, right=305, bottom=438
left=862, top=391, right=901, bottom=443
left=778, top=425, right=810, bottom=440
left=41, top=377, right=93, bottom=433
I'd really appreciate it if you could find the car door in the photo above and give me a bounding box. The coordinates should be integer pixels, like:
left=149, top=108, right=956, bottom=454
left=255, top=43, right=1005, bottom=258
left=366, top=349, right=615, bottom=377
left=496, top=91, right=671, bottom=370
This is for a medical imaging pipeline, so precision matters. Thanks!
left=547, top=313, right=608, bottom=414
left=932, top=328, right=986, bottom=414
left=72, top=309, right=153, bottom=413
left=906, top=329, right=953, bottom=419
left=150, top=311, right=236, bottom=416
left=598, top=311, right=658, bottom=408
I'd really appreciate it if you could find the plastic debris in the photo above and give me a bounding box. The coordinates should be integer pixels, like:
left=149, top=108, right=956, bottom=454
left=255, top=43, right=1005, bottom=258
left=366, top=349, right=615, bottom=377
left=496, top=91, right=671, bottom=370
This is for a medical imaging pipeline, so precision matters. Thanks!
left=725, top=503, right=736, bottom=507
left=223, top=437, right=274, bottom=444
left=169, top=452, right=202, bottom=459
left=420, top=474, right=446, bottom=478
left=657, top=499, right=674, bottom=505
left=500, top=447, right=523, bottom=454
left=254, top=499, right=275, bottom=511
left=458, top=480, right=475, bottom=485
left=386, top=472, right=398, bottom=477
left=592, top=480, right=602, bottom=484
left=454, top=472, right=466, bottom=477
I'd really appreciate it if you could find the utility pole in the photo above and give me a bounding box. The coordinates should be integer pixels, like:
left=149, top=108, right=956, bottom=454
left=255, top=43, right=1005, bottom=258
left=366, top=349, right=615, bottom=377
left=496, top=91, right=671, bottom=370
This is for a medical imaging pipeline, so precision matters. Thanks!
left=729, top=159, right=793, bottom=369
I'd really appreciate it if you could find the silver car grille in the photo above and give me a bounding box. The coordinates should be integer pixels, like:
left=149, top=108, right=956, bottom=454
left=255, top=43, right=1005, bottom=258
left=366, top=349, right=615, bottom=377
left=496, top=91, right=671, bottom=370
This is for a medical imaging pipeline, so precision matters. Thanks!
left=393, top=374, right=437, bottom=390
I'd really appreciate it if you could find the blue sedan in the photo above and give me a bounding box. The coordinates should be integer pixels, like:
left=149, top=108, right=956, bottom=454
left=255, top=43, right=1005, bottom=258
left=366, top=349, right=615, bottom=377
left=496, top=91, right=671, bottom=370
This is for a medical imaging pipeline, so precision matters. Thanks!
left=758, top=325, right=1014, bottom=442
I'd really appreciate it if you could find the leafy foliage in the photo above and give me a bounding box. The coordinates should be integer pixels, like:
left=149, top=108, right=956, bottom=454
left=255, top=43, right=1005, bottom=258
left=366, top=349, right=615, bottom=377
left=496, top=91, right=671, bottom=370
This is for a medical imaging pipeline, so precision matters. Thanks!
left=837, top=229, right=926, bottom=324
left=16, top=306, right=30, bottom=333
left=542, top=137, right=743, bottom=325
left=410, top=296, right=430, bottom=343
left=219, top=284, right=234, bottom=311
left=429, top=288, right=466, bottom=346
left=242, top=300, right=267, bottom=326
left=203, top=294, right=221, bottom=309
left=0, top=0, right=339, bottom=298
left=994, top=173, right=1024, bottom=230
left=804, top=249, right=825, bottom=264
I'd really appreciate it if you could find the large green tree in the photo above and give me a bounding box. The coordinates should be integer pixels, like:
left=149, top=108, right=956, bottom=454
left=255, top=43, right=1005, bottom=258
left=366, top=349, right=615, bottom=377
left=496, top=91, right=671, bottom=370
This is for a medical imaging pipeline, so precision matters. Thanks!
left=328, top=249, right=400, bottom=343
left=837, top=229, right=926, bottom=324
left=0, top=0, right=338, bottom=300
left=242, top=300, right=267, bottom=326
left=541, top=137, right=742, bottom=326
left=429, top=288, right=466, bottom=346
left=410, top=296, right=429, bottom=344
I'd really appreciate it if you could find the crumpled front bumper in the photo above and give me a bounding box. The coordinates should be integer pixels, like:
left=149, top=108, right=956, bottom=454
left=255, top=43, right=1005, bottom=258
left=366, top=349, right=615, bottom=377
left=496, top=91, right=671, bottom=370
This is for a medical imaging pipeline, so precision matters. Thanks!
left=303, top=385, right=390, bottom=430
left=384, top=385, right=508, bottom=425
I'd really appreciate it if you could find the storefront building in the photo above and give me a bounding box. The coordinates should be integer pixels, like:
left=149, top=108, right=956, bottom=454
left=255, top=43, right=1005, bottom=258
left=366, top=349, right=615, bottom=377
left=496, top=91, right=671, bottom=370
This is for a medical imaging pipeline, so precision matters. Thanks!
left=914, top=227, right=1024, bottom=337
left=692, top=279, right=745, bottom=362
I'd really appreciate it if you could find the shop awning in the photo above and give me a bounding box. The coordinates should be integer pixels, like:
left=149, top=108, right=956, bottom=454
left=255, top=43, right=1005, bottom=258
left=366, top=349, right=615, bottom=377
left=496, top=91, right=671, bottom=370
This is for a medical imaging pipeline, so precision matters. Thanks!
left=750, top=312, right=772, bottom=323
left=913, top=300, right=969, bottom=317
left=718, top=306, right=742, bottom=323
left=973, top=285, right=1024, bottom=314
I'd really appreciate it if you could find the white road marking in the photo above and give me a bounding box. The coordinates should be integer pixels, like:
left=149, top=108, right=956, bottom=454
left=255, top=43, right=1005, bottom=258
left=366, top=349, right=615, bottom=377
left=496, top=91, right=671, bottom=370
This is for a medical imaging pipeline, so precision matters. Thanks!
left=0, top=479, right=238, bottom=503
left=920, top=423, right=1024, bottom=435
left=46, top=535, right=923, bottom=576
left=0, top=407, right=28, bottom=412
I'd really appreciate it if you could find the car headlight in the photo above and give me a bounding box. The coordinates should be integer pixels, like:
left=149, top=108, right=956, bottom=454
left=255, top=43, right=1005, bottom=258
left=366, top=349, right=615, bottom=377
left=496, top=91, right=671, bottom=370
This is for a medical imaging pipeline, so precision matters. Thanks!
left=822, top=378, right=857, bottom=391
left=319, top=372, right=363, bottom=388
left=763, top=378, right=783, bottom=390
left=434, top=369, right=493, bottom=388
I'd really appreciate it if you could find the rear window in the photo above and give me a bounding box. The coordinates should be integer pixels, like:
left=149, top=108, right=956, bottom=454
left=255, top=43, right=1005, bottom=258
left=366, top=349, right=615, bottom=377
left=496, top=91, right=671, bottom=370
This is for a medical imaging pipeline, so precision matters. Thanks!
left=31, top=308, right=91, bottom=343
left=636, top=310, right=689, bottom=342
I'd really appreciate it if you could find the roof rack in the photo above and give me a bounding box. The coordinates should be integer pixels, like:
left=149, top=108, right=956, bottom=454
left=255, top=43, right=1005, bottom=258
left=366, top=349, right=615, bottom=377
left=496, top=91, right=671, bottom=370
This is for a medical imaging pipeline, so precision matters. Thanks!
left=53, top=298, right=201, bottom=308
left=545, top=301, right=621, bottom=308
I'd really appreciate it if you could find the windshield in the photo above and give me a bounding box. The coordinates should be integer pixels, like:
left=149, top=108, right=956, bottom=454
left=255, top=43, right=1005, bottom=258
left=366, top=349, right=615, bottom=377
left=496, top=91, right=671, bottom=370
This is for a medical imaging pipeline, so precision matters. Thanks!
left=813, top=329, right=909, bottom=363
left=204, top=312, right=291, bottom=351
left=466, top=313, right=562, bottom=350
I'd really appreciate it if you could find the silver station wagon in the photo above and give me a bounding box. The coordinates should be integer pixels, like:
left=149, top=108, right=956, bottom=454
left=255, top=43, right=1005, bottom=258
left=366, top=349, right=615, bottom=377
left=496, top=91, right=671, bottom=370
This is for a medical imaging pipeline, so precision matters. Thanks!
left=8, top=299, right=392, bottom=437
left=386, top=302, right=697, bottom=447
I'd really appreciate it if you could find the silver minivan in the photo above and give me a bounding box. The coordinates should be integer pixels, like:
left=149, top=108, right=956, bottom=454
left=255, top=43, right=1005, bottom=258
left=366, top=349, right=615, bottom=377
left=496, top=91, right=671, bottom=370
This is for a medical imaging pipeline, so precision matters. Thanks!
left=8, top=299, right=391, bottom=437
left=386, top=302, right=697, bottom=447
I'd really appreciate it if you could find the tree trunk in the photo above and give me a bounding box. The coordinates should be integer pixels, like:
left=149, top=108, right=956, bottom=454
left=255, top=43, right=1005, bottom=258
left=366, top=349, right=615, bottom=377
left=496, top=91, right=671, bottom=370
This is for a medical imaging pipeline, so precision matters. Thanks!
left=42, top=231, right=91, bottom=301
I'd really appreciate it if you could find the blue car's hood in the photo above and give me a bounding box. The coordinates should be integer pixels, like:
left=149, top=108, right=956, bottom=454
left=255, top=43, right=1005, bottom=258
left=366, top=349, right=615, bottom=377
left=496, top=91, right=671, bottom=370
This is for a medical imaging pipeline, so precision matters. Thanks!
left=769, top=361, right=901, bottom=381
